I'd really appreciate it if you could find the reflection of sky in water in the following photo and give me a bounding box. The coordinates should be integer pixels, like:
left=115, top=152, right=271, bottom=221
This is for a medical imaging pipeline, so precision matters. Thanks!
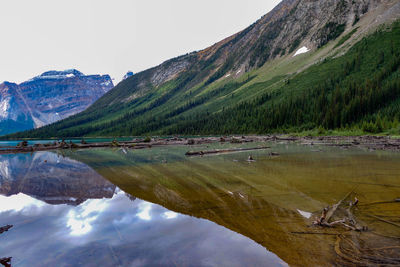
left=67, top=198, right=110, bottom=236
left=136, top=201, right=153, bottom=221
left=0, top=193, right=45, bottom=213
left=0, top=189, right=286, bottom=267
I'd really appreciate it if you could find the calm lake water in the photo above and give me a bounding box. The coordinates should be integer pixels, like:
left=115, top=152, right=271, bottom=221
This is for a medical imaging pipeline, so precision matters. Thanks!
left=0, top=142, right=399, bottom=266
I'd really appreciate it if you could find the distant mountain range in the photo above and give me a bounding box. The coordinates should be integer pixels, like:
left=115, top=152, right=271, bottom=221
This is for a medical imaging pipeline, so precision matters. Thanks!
left=6, top=0, right=400, bottom=138
left=0, top=69, right=113, bottom=135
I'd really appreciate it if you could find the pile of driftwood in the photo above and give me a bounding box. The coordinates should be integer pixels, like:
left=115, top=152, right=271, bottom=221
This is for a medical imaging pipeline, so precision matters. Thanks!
left=313, top=191, right=367, bottom=231
left=0, top=139, right=157, bottom=154
left=310, top=192, right=400, bottom=265
left=1, top=135, right=399, bottom=155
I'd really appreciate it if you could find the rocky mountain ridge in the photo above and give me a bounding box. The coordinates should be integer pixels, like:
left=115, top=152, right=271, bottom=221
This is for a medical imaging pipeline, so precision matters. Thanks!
left=103, top=0, right=399, bottom=106
left=0, top=69, right=113, bottom=135
left=6, top=0, right=400, bottom=138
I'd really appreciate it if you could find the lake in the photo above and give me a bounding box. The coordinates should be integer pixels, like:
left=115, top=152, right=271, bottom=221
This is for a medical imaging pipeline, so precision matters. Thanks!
left=0, top=142, right=399, bottom=266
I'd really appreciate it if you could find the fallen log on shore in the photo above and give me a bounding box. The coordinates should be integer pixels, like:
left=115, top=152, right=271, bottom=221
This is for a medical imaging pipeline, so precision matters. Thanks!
left=1, top=135, right=399, bottom=155
left=0, top=141, right=163, bottom=154
left=185, top=146, right=270, bottom=156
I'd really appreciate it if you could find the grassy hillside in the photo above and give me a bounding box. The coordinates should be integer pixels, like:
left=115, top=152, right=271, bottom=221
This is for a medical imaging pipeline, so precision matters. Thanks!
left=5, top=19, right=400, bottom=138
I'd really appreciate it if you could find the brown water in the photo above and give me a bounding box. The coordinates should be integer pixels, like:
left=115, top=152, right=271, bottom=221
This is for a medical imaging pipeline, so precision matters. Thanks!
left=1, top=142, right=399, bottom=266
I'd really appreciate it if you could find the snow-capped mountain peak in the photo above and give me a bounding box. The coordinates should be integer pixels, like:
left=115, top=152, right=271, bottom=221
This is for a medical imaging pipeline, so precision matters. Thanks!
left=0, top=69, right=114, bottom=135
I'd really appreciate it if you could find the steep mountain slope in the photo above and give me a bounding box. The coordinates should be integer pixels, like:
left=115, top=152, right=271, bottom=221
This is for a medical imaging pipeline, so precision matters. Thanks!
left=0, top=82, right=35, bottom=134
left=0, top=69, right=113, bottom=135
left=7, top=0, right=400, bottom=138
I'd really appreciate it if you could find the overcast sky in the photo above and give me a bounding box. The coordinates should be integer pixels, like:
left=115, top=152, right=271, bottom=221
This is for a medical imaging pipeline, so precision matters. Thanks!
left=0, top=0, right=281, bottom=84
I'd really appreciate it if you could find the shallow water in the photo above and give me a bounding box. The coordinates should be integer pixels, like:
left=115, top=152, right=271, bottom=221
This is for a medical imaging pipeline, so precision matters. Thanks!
left=0, top=143, right=399, bottom=266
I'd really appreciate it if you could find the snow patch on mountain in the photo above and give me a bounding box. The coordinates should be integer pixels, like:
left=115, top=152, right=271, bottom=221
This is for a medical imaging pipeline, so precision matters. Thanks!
left=101, top=80, right=112, bottom=87
left=28, top=69, right=84, bottom=82
left=293, top=46, right=310, bottom=57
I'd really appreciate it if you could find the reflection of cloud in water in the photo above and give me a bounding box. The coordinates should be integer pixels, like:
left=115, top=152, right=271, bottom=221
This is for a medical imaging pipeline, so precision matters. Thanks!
left=0, top=187, right=285, bottom=266
left=0, top=193, right=45, bottom=213
left=163, top=211, right=178, bottom=219
left=136, top=201, right=152, bottom=221
left=67, top=189, right=147, bottom=236
left=66, top=198, right=110, bottom=236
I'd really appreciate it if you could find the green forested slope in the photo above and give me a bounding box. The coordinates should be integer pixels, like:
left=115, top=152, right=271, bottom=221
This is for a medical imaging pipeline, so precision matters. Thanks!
left=169, top=23, right=400, bottom=135
left=5, top=20, right=400, bottom=138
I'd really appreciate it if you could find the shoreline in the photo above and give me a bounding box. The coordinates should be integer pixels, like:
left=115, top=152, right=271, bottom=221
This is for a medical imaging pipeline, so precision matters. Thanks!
left=0, top=135, right=399, bottom=155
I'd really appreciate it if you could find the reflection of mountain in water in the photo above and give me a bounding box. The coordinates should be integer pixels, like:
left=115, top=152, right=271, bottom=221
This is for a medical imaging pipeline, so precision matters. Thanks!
left=68, top=148, right=400, bottom=267
left=69, top=148, right=326, bottom=266
left=0, top=152, right=116, bottom=205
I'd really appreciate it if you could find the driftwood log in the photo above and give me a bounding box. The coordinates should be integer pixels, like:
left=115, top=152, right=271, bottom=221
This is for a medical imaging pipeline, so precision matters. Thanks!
left=0, top=258, right=11, bottom=267
left=313, top=191, right=367, bottom=231
left=0, top=225, right=12, bottom=235
left=185, top=146, right=270, bottom=156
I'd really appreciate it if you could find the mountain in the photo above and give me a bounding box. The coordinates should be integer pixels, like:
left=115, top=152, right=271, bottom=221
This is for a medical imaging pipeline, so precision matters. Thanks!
left=6, top=0, right=400, bottom=138
left=123, top=71, right=134, bottom=80
left=0, top=69, right=113, bottom=136
left=0, top=82, right=35, bottom=135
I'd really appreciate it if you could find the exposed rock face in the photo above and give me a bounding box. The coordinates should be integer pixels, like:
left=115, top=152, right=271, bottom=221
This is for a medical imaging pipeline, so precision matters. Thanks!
left=0, top=82, right=34, bottom=134
left=0, top=152, right=116, bottom=205
left=189, top=0, right=393, bottom=70
left=0, top=69, right=113, bottom=135
left=99, top=0, right=400, bottom=105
